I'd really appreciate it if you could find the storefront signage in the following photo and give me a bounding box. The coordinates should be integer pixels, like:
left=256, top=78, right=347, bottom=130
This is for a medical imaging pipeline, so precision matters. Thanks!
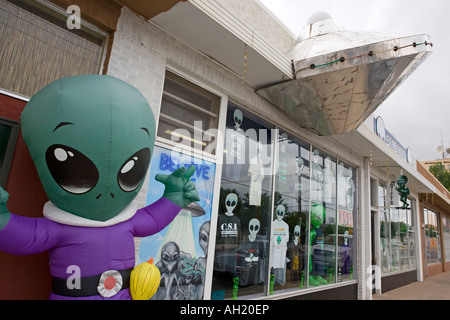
left=338, top=209, right=353, bottom=227
left=374, top=116, right=413, bottom=164
left=159, top=152, right=211, bottom=181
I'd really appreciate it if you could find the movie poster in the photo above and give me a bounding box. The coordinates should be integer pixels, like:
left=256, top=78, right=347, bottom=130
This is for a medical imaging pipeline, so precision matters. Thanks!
left=137, top=146, right=216, bottom=300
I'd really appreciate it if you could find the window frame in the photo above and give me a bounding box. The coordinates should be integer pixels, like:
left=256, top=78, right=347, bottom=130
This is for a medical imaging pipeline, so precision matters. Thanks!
left=155, top=69, right=225, bottom=163
left=0, top=117, right=19, bottom=188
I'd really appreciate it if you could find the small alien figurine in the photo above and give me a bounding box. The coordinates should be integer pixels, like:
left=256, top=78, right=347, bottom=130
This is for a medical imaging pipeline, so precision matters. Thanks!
left=395, top=175, right=410, bottom=209
left=0, top=75, right=199, bottom=300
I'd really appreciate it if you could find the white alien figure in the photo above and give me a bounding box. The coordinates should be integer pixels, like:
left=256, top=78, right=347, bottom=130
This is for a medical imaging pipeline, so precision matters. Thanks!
left=245, top=218, right=261, bottom=263
left=225, top=193, right=238, bottom=216
left=248, top=218, right=260, bottom=243
left=272, top=204, right=290, bottom=284
left=311, top=149, right=324, bottom=203
left=343, top=230, right=349, bottom=247
left=233, top=109, right=243, bottom=131
left=293, top=225, right=301, bottom=246
left=276, top=204, right=285, bottom=221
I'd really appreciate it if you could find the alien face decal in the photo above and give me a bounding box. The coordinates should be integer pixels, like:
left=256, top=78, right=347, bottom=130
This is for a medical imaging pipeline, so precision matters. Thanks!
left=233, top=109, right=243, bottom=130
left=248, top=218, right=260, bottom=241
left=225, top=193, right=238, bottom=215
left=21, top=75, right=156, bottom=222
left=276, top=204, right=285, bottom=219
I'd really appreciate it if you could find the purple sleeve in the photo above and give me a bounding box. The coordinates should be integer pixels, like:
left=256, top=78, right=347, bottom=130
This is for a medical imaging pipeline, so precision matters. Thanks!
left=131, top=197, right=181, bottom=237
left=0, top=213, right=61, bottom=255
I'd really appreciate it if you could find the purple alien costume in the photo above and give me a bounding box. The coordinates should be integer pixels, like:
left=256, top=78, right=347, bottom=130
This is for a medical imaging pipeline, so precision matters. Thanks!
left=0, top=197, right=181, bottom=300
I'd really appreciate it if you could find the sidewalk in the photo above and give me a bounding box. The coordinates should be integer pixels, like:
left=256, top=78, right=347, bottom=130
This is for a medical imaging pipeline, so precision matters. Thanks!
left=372, top=271, right=450, bottom=300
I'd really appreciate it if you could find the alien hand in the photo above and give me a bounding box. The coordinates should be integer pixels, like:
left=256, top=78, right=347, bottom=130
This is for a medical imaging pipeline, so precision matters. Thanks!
left=0, top=187, right=11, bottom=230
left=155, top=165, right=200, bottom=208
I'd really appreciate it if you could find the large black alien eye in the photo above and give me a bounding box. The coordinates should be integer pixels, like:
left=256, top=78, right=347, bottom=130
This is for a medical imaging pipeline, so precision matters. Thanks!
left=118, top=148, right=151, bottom=192
left=46, top=145, right=99, bottom=194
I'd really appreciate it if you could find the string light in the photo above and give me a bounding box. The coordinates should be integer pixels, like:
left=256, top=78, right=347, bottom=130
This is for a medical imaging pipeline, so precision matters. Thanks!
left=309, top=41, right=433, bottom=70
left=241, top=44, right=248, bottom=88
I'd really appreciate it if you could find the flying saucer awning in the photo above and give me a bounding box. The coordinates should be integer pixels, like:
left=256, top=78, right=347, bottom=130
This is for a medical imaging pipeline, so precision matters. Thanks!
left=257, top=14, right=433, bottom=136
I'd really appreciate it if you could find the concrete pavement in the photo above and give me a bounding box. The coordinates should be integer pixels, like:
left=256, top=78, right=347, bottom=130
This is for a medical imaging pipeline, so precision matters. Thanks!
left=372, top=271, right=450, bottom=300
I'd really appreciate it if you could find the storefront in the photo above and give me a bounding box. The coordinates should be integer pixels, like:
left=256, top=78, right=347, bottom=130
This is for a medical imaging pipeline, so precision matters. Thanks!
left=0, top=0, right=435, bottom=300
left=417, top=193, right=450, bottom=278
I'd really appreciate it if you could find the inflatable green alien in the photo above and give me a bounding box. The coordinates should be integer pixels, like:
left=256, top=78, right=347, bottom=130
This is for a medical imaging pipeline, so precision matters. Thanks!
left=0, top=75, right=199, bottom=299
left=309, top=202, right=327, bottom=286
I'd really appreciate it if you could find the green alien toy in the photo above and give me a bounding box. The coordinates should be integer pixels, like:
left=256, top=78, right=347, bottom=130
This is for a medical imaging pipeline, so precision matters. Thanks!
left=0, top=75, right=199, bottom=300
left=394, top=175, right=410, bottom=209
left=309, top=202, right=328, bottom=286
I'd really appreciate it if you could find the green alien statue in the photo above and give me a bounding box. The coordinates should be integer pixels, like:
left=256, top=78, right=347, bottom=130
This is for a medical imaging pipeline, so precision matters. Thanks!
left=395, top=175, right=410, bottom=209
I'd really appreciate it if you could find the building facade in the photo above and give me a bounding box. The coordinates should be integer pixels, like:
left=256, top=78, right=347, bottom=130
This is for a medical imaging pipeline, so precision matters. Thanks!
left=421, top=159, right=450, bottom=171
left=0, top=0, right=444, bottom=300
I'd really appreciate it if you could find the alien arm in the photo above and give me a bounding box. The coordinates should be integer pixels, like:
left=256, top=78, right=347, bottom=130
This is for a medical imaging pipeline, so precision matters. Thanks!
left=131, top=197, right=182, bottom=238
left=0, top=212, right=61, bottom=256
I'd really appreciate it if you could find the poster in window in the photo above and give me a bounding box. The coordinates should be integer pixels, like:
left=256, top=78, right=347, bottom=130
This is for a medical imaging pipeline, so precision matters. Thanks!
left=137, top=146, right=215, bottom=300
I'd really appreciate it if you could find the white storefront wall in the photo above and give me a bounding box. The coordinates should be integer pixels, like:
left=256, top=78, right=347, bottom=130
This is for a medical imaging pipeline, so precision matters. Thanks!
left=106, top=7, right=427, bottom=300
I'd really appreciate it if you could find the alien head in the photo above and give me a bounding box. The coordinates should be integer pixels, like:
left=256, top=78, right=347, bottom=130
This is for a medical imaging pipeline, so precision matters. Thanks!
left=294, top=225, right=300, bottom=240
left=311, top=202, right=325, bottom=228
left=248, top=218, right=260, bottom=241
left=225, top=193, right=238, bottom=215
left=233, top=109, right=243, bottom=130
left=21, top=75, right=156, bottom=222
left=161, top=242, right=180, bottom=273
left=276, top=204, right=285, bottom=221
left=199, top=221, right=210, bottom=255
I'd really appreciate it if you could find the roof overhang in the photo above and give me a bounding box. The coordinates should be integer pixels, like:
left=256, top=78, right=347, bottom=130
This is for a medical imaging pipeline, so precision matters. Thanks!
left=148, top=0, right=294, bottom=88
left=114, top=0, right=185, bottom=20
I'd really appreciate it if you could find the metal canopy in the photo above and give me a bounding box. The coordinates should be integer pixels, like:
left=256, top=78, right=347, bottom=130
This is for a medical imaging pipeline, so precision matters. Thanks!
left=257, top=13, right=433, bottom=136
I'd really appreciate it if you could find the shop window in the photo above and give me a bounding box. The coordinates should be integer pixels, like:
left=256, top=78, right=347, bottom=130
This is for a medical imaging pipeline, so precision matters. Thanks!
left=211, top=103, right=359, bottom=299
left=309, top=148, right=338, bottom=286
left=0, top=118, right=19, bottom=188
left=337, top=161, right=356, bottom=282
left=380, top=187, right=416, bottom=273
left=0, top=0, right=107, bottom=97
left=157, top=71, right=220, bottom=155
left=211, top=102, right=274, bottom=300
left=443, top=216, right=450, bottom=262
left=424, top=208, right=441, bottom=265
left=272, top=132, right=310, bottom=292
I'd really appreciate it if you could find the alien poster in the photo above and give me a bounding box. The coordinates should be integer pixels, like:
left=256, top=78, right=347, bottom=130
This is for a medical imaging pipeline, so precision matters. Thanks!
left=137, top=146, right=215, bottom=300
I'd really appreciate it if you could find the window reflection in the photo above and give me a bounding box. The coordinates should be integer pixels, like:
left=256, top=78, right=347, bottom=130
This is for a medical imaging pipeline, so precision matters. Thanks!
left=424, top=208, right=441, bottom=265
left=212, top=104, right=358, bottom=299
left=212, top=103, right=273, bottom=300
left=309, top=149, right=336, bottom=286
left=379, top=185, right=416, bottom=273
left=272, top=132, right=310, bottom=291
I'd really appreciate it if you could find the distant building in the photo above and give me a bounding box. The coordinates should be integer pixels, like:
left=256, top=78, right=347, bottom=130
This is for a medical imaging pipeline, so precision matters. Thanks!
left=421, top=159, right=450, bottom=171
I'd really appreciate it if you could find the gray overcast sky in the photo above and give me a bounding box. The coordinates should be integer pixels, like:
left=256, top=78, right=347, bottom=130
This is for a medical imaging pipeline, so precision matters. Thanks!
left=259, top=0, right=449, bottom=161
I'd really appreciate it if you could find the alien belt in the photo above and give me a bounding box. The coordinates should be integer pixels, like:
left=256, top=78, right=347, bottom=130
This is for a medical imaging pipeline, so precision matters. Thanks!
left=52, top=268, right=133, bottom=298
